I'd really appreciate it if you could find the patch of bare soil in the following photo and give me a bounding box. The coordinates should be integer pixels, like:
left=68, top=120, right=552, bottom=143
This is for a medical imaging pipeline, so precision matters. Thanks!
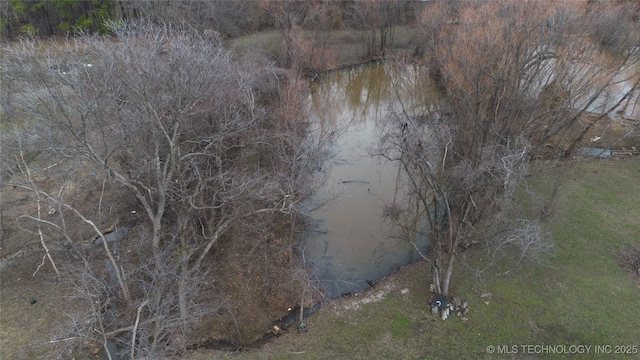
left=0, top=172, right=137, bottom=359
left=320, top=262, right=424, bottom=318
left=0, top=250, right=94, bottom=359
left=619, top=242, right=640, bottom=283
left=0, top=172, right=320, bottom=357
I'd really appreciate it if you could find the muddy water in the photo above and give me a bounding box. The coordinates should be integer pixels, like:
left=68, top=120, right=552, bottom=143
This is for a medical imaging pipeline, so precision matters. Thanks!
left=303, top=62, right=430, bottom=298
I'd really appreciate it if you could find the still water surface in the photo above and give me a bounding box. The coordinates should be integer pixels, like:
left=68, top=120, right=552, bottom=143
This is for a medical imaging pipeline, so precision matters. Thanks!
left=303, top=62, right=430, bottom=298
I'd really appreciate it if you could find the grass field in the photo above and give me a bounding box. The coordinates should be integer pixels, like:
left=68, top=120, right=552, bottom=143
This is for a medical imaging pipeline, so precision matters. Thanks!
left=229, top=25, right=420, bottom=70
left=188, top=158, right=640, bottom=359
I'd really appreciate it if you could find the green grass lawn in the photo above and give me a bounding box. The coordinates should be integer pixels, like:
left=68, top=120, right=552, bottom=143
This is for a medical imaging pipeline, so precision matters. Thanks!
left=190, top=158, right=640, bottom=359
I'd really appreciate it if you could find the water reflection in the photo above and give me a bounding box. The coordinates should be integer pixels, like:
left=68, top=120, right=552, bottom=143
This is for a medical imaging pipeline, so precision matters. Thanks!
left=304, top=62, right=430, bottom=298
left=302, top=57, right=638, bottom=298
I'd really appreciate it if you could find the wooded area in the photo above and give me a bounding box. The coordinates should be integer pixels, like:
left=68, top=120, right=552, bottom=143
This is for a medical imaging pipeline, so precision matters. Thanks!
left=1, top=1, right=417, bottom=40
left=1, top=1, right=638, bottom=358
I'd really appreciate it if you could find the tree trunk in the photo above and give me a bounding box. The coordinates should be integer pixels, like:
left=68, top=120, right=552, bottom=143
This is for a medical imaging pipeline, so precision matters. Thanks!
left=178, top=269, right=189, bottom=321
left=433, top=238, right=442, bottom=295
left=442, top=252, right=455, bottom=296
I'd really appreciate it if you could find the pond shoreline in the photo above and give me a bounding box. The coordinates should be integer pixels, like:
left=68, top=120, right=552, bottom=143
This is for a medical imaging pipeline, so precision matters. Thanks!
left=305, top=48, right=417, bottom=80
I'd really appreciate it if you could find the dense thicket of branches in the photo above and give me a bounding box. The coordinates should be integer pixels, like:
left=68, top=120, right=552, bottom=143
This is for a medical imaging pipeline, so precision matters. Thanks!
left=1, top=22, right=329, bottom=356
left=0, top=0, right=262, bottom=38
left=380, top=0, right=639, bottom=296
left=1, top=0, right=422, bottom=41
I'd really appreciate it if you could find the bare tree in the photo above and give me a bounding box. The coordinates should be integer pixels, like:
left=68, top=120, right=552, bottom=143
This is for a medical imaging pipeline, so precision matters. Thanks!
left=347, top=0, right=407, bottom=56
left=13, top=143, right=61, bottom=278
left=260, top=0, right=329, bottom=70
left=379, top=0, right=639, bottom=298
left=2, top=21, right=328, bottom=356
left=124, top=0, right=260, bottom=38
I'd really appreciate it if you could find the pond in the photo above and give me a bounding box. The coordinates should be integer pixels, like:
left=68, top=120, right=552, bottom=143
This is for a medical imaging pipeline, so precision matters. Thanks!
left=301, top=57, right=638, bottom=299
left=302, top=61, right=431, bottom=298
